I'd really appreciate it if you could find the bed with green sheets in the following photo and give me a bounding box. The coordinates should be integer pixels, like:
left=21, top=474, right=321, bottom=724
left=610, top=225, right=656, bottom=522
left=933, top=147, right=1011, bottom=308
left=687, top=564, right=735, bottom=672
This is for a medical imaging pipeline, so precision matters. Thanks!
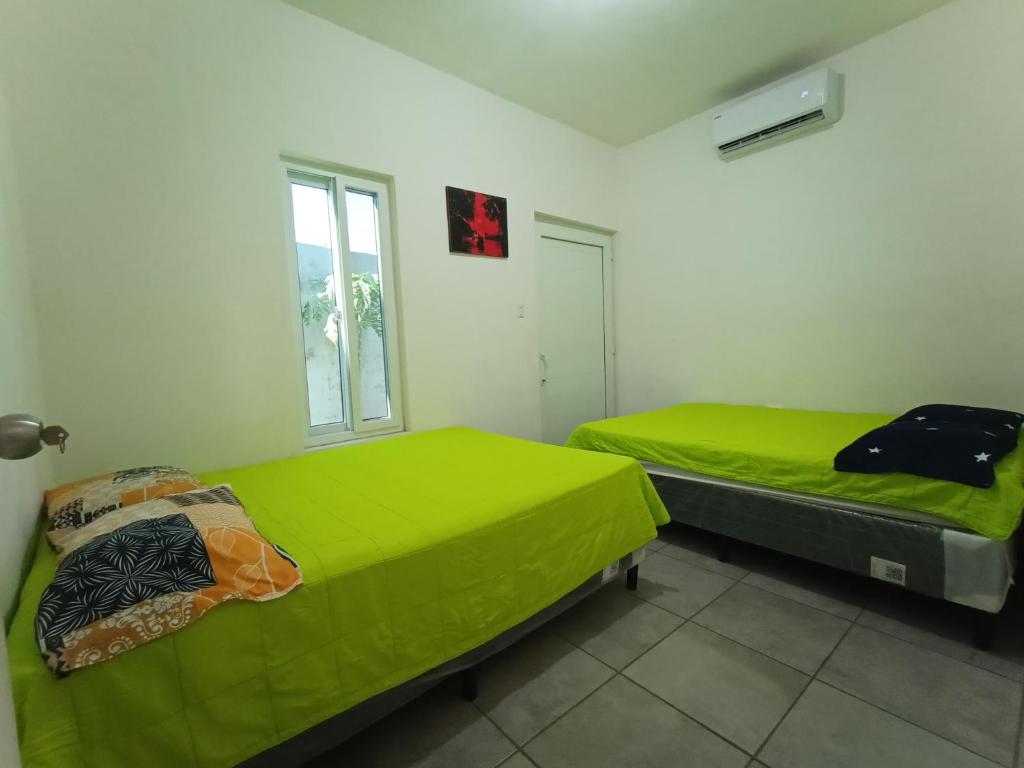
left=567, top=404, right=1024, bottom=625
left=8, top=427, right=668, bottom=768
left=567, top=403, right=1024, bottom=539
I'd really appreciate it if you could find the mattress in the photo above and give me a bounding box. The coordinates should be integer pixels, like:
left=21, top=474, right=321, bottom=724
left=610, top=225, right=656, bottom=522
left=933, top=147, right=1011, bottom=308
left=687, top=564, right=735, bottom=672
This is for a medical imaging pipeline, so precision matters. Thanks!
left=567, top=403, right=1024, bottom=539
left=641, top=461, right=955, bottom=528
left=647, top=468, right=1014, bottom=614
left=8, top=427, right=668, bottom=768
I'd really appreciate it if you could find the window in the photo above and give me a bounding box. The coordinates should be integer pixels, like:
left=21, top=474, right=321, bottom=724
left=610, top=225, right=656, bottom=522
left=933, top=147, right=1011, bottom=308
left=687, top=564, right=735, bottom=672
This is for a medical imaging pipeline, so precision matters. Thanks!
left=285, top=163, right=402, bottom=444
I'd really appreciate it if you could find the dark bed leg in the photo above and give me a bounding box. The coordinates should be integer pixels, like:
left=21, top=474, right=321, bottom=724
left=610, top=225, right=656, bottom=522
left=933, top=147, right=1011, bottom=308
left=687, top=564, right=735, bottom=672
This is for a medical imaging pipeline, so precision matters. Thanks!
left=714, top=534, right=732, bottom=564
left=626, top=564, right=639, bottom=591
left=973, top=610, right=997, bottom=651
left=460, top=666, right=479, bottom=702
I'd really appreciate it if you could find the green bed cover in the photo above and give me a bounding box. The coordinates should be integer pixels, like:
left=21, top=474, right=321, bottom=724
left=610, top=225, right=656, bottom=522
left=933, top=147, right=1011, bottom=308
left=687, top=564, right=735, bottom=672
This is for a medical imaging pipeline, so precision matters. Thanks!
left=8, top=428, right=667, bottom=768
left=567, top=404, right=1024, bottom=540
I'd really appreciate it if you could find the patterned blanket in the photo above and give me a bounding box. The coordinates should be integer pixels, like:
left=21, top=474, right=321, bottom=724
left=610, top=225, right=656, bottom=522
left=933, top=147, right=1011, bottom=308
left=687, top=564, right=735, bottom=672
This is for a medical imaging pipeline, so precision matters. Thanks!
left=35, top=484, right=302, bottom=675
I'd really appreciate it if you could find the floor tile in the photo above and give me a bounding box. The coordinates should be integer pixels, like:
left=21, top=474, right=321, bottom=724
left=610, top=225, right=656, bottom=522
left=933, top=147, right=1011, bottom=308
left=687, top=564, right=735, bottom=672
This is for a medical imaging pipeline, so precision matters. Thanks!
left=760, top=681, right=1001, bottom=768
left=818, top=625, right=1020, bottom=766
left=475, top=629, right=613, bottom=745
left=498, top=754, right=536, bottom=768
left=646, top=538, right=666, bottom=553
left=524, top=675, right=747, bottom=768
left=634, top=552, right=736, bottom=618
left=694, top=583, right=850, bottom=674
left=740, top=557, right=865, bottom=621
left=624, top=623, right=807, bottom=753
left=858, top=586, right=1024, bottom=683
left=315, top=683, right=515, bottom=768
left=656, top=525, right=751, bottom=579
left=551, top=584, right=683, bottom=669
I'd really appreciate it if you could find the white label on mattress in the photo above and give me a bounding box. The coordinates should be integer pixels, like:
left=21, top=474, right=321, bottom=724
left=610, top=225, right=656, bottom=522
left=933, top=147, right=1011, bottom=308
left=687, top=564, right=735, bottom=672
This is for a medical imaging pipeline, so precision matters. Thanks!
left=602, top=561, right=621, bottom=583
left=870, top=556, right=906, bottom=586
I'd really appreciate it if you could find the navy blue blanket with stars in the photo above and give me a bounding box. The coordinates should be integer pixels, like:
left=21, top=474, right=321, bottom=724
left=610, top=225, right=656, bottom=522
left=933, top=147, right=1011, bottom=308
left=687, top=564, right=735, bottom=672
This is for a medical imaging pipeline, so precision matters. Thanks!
left=834, top=404, right=1024, bottom=488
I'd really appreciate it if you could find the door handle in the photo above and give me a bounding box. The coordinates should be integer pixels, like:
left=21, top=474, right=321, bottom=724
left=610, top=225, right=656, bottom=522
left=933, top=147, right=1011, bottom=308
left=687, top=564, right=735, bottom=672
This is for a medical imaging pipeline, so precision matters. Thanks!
left=539, top=353, right=548, bottom=385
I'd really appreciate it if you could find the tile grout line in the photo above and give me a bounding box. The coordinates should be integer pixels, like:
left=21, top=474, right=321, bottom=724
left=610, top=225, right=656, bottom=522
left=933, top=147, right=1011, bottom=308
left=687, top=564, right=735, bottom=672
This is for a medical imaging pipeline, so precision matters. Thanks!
left=1012, top=680, right=1024, bottom=768
left=849, top=612, right=1024, bottom=685
left=470, top=591, right=639, bottom=752
left=655, top=544, right=752, bottom=580
left=659, top=530, right=1019, bottom=658
left=658, top=542, right=1024, bottom=685
left=487, top=552, right=1017, bottom=767
left=812, top=678, right=1012, bottom=767
left=646, top=547, right=865, bottom=628
left=515, top=671, right=625, bottom=756
left=471, top=699, right=527, bottom=762
left=616, top=659, right=759, bottom=757
left=844, top=619, right=1024, bottom=687
left=502, top=749, right=539, bottom=768
left=471, top=583, right=689, bottom=761
left=748, top=614, right=860, bottom=763
left=633, top=558, right=745, bottom=623
left=691, top=621, right=840, bottom=679
left=640, top=546, right=1024, bottom=761
left=739, top=574, right=865, bottom=622
left=654, top=541, right=755, bottom=574
left=809, top=610, right=1018, bottom=766
left=527, top=598, right=758, bottom=758
left=635, top=576, right=849, bottom=680
left=664, top=534, right=1024, bottom=681
left=564, top=582, right=771, bottom=758
left=661, top=545, right=1021, bottom=763
left=472, top=625, right=624, bottom=759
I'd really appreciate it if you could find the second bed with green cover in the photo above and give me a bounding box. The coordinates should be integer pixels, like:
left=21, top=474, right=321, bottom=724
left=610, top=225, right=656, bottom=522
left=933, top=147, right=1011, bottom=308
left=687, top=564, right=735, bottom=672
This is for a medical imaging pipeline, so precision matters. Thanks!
left=8, top=427, right=667, bottom=768
left=567, top=403, right=1024, bottom=540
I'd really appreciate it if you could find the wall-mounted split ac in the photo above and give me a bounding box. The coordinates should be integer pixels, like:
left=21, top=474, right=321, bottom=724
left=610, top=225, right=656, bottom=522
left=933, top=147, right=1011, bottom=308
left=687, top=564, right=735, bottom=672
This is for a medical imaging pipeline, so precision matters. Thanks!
left=712, top=67, right=841, bottom=158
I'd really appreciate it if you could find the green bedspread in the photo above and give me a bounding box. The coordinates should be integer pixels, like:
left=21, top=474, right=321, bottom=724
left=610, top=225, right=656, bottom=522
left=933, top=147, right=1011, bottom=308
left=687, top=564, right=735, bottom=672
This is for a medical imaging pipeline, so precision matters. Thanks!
left=8, top=428, right=667, bottom=768
left=567, top=404, right=1024, bottom=540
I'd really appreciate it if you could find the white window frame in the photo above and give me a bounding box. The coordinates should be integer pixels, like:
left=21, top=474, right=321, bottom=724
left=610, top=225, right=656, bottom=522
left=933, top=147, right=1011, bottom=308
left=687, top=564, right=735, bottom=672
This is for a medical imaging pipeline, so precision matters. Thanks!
left=283, top=162, right=404, bottom=446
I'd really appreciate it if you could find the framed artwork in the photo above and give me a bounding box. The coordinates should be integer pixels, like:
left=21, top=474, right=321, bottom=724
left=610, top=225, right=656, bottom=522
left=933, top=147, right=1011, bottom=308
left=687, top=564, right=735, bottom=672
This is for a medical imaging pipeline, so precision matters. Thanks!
left=445, top=186, right=509, bottom=258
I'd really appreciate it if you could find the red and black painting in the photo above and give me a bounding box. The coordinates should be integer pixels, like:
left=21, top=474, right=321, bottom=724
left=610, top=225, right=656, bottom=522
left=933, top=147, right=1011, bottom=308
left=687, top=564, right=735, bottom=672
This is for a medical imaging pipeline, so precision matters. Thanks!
left=445, top=186, right=509, bottom=258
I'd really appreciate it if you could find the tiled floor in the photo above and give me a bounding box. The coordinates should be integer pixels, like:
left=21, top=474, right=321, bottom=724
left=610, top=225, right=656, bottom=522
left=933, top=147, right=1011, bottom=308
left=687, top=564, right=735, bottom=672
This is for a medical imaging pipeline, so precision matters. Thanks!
left=306, top=524, right=1024, bottom=768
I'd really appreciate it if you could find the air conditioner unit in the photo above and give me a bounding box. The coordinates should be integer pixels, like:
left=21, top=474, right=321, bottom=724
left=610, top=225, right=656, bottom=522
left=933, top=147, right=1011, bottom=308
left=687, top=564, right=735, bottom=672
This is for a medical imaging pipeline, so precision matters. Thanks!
left=712, top=67, right=841, bottom=158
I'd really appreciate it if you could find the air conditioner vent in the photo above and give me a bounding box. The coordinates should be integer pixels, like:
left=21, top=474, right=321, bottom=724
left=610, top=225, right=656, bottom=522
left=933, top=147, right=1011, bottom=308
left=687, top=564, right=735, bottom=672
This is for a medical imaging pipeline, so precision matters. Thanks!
left=711, top=68, right=840, bottom=159
left=717, top=109, right=825, bottom=155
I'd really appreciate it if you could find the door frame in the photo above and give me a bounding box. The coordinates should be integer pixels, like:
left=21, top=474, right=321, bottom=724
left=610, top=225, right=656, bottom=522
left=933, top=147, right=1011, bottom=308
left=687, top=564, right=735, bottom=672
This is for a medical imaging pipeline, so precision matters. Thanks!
left=534, top=220, right=616, bottom=422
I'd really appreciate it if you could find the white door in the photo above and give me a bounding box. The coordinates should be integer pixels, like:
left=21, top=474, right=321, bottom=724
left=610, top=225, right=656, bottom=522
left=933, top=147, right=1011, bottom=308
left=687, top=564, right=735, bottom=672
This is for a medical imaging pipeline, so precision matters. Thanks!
left=537, top=223, right=614, bottom=445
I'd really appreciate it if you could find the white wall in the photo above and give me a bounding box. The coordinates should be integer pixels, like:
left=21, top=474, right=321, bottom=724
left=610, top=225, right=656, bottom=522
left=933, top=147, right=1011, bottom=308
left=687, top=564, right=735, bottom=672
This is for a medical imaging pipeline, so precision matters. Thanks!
left=0, top=0, right=616, bottom=482
left=0, top=85, right=48, bottom=768
left=614, top=0, right=1024, bottom=416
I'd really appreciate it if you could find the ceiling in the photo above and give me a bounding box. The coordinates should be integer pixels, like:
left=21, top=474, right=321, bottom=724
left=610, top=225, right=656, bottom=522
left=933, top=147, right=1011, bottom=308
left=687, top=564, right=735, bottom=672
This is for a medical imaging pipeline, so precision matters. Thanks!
left=284, top=0, right=952, bottom=146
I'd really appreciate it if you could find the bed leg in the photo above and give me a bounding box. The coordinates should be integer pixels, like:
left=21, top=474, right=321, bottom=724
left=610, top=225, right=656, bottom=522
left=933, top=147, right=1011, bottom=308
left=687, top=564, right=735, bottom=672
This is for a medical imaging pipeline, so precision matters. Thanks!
left=714, top=534, right=732, bottom=564
left=460, top=666, right=479, bottom=702
left=626, top=564, right=639, bottom=591
left=973, top=610, right=996, bottom=651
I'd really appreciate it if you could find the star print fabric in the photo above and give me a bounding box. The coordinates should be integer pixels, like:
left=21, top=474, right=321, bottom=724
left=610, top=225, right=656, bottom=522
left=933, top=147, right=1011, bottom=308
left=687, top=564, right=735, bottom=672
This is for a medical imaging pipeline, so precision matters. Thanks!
left=894, top=404, right=1023, bottom=443
left=834, top=404, right=1023, bottom=488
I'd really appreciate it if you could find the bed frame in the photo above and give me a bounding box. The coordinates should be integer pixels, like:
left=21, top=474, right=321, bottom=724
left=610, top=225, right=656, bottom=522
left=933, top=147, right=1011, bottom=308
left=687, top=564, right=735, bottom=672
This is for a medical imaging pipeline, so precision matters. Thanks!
left=646, top=468, right=1015, bottom=650
left=238, top=548, right=644, bottom=767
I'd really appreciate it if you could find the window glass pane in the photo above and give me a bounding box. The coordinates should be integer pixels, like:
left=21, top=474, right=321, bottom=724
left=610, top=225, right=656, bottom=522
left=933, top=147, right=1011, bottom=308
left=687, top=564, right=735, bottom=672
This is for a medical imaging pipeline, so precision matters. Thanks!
left=291, top=180, right=346, bottom=427
left=346, top=190, right=379, bottom=255
left=346, top=189, right=390, bottom=421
